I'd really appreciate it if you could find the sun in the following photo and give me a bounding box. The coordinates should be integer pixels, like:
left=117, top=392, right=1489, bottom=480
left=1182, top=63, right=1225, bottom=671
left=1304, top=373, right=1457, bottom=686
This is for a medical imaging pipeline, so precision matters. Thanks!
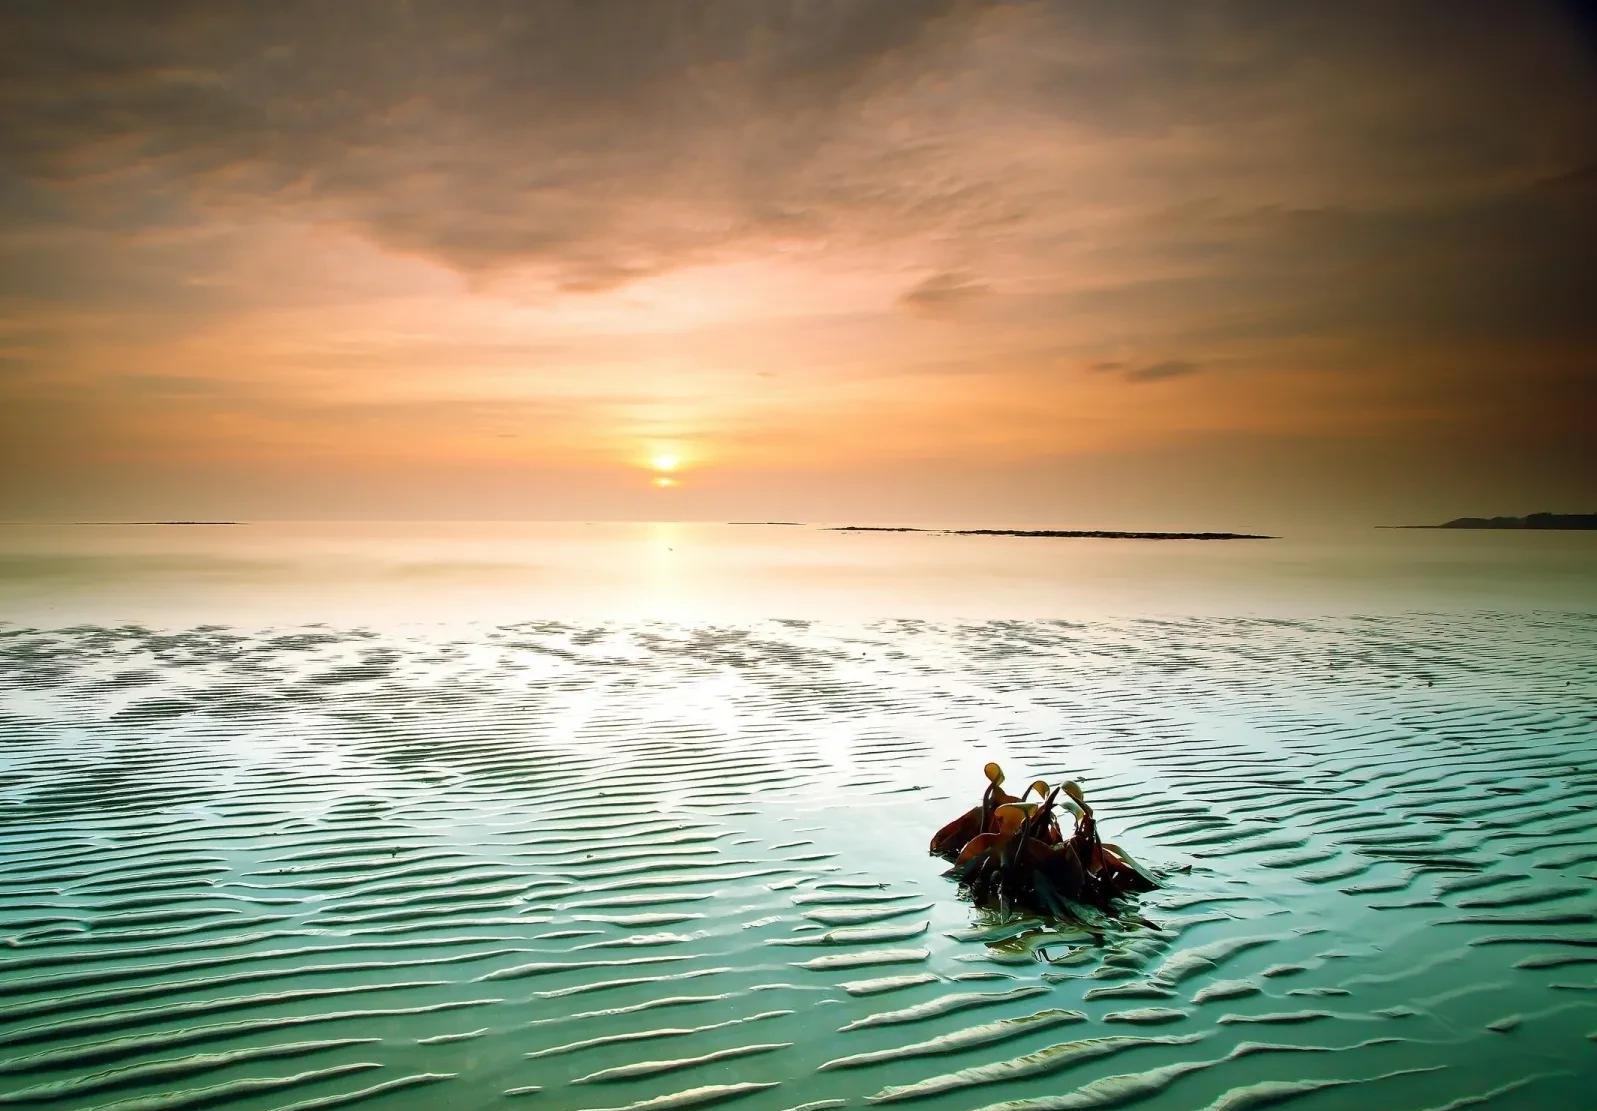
left=645, top=449, right=685, bottom=488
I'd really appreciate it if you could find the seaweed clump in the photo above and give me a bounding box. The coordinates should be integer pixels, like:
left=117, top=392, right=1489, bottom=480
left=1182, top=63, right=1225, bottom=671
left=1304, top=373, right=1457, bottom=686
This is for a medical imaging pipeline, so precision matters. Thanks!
left=930, top=762, right=1157, bottom=920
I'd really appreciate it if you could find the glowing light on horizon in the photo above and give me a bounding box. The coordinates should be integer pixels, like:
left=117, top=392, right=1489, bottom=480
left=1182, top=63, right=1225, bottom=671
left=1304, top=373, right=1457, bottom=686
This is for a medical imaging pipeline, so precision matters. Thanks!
left=651, top=452, right=681, bottom=472
left=653, top=476, right=678, bottom=488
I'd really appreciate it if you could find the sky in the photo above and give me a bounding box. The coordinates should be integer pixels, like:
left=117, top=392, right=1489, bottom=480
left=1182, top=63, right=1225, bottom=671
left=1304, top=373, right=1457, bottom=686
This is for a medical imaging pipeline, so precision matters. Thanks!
left=1, top=1, right=1593, bottom=529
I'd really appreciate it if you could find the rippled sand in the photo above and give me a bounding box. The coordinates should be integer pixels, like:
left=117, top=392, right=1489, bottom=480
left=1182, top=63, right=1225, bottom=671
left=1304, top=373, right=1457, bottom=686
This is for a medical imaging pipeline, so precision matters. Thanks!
left=2, top=614, right=1593, bottom=1110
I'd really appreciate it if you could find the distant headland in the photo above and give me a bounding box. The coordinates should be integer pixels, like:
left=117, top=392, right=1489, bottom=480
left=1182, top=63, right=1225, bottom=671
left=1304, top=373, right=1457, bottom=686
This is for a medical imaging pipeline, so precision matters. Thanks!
left=1388, top=512, right=1597, bottom=531
left=828, top=526, right=1274, bottom=540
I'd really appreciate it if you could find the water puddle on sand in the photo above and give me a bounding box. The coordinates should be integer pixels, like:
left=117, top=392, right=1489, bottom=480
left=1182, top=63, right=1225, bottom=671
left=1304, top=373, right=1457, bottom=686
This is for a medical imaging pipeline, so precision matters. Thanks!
left=1, top=614, right=1594, bottom=1109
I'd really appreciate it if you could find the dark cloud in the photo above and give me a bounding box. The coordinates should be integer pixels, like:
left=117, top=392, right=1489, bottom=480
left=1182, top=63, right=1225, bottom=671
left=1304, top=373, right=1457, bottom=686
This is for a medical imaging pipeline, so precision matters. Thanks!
left=2, top=1, right=1585, bottom=294
left=1125, top=360, right=1201, bottom=384
left=1084, top=358, right=1203, bottom=384
left=118, top=374, right=231, bottom=397
left=899, top=271, right=990, bottom=317
left=0, top=0, right=986, bottom=291
left=0, top=0, right=1590, bottom=328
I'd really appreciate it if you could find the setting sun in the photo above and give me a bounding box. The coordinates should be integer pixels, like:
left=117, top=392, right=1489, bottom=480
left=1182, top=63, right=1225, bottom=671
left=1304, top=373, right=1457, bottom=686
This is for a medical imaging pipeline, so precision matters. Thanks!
left=650, top=453, right=681, bottom=473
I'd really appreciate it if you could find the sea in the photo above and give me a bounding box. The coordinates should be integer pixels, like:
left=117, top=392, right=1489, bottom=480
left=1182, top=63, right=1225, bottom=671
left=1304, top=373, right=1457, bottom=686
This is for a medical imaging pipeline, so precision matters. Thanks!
left=1, top=521, right=1593, bottom=1110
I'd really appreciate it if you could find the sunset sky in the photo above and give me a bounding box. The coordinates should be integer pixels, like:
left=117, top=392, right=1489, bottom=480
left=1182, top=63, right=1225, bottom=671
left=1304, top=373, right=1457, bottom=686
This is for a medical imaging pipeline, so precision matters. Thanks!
left=1, top=2, right=1593, bottom=528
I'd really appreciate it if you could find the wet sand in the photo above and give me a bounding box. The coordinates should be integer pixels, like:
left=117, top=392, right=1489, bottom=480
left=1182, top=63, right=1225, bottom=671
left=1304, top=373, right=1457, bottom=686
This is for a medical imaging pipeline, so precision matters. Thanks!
left=1, top=613, right=1594, bottom=1109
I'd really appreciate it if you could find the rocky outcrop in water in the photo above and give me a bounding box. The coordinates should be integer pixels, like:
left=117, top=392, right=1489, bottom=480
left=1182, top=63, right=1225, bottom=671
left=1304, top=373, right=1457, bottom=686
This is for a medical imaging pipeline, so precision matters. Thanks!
left=829, top=527, right=1273, bottom=540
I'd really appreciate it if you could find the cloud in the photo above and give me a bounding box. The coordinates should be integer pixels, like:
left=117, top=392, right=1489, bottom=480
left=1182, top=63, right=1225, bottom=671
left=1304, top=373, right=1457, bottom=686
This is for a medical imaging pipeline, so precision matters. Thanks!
left=2, top=1, right=1593, bottom=318
left=1086, top=359, right=1202, bottom=384
left=0, top=1, right=986, bottom=291
left=898, top=271, right=990, bottom=317
left=117, top=374, right=232, bottom=397
left=1125, top=360, right=1201, bottom=384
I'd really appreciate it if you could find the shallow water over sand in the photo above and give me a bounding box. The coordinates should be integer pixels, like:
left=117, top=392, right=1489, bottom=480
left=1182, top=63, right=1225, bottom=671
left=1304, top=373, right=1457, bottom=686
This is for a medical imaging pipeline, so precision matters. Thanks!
left=2, top=611, right=1594, bottom=1110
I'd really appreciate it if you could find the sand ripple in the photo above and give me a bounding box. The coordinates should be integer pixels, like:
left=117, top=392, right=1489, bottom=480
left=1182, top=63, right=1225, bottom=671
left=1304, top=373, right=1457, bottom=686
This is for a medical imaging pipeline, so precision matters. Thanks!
left=2, top=613, right=1594, bottom=1108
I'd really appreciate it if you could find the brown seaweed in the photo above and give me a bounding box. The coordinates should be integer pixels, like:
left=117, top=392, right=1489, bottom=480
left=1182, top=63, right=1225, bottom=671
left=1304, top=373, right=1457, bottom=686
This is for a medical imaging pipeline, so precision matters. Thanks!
left=930, top=765, right=1157, bottom=921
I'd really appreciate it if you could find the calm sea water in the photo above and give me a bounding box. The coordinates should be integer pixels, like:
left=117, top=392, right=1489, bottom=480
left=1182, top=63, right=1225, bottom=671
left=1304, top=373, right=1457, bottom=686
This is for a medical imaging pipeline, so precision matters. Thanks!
left=1, top=520, right=1593, bottom=625
left=2, top=523, right=1594, bottom=1110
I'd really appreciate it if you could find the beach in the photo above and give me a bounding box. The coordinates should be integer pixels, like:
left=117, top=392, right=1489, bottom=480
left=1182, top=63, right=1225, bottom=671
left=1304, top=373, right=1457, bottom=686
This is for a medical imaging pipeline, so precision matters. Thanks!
left=2, top=527, right=1594, bottom=1109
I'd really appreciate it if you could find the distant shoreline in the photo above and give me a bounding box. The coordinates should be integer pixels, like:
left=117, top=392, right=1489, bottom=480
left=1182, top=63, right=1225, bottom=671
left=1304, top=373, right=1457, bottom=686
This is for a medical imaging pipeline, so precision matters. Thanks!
left=1382, top=512, right=1596, bottom=531
left=828, top=526, right=1275, bottom=540
left=72, top=520, right=242, bottom=526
